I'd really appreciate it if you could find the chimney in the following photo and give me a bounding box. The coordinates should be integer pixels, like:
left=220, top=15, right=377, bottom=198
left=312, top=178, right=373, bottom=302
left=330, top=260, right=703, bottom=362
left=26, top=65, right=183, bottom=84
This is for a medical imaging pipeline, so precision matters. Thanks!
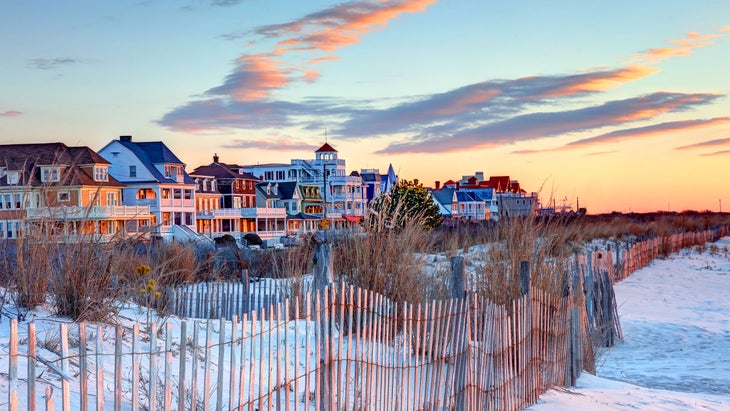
left=120, top=135, right=132, bottom=142
left=213, top=153, right=219, bottom=163
left=435, top=181, right=441, bottom=190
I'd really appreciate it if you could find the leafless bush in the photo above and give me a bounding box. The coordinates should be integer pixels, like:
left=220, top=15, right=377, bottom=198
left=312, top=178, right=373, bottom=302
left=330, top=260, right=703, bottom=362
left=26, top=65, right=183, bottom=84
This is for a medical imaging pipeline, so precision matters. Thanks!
left=334, top=202, right=441, bottom=304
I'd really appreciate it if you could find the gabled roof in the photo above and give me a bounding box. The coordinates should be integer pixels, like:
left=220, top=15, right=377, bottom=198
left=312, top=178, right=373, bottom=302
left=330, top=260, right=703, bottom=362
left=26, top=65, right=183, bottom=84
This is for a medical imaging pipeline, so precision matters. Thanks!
left=431, top=188, right=456, bottom=206
left=120, top=141, right=185, bottom=165
left=256, top=182, right=281, bottom=199
left=105, top=137, right=195, bottom=184
left=277, top=181, right=299, bottom=201
left=191, top=163, right=239, bottom=179
left=0, top=142, right=123, bottom=187
left=315, top=142, right=337, bottom=153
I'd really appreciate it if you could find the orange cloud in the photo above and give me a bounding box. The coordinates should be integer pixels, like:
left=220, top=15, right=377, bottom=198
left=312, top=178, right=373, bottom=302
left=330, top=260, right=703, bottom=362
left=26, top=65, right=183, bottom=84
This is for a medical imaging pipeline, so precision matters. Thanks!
left=211, top=1, right=436, bottom=102
left=1, top=110, right=22, bottom=117
left=633, top=30, right=724, bottom=64
left=207, top=54, right=291, bottom=102
left=539, top=65, right=658, bottom=97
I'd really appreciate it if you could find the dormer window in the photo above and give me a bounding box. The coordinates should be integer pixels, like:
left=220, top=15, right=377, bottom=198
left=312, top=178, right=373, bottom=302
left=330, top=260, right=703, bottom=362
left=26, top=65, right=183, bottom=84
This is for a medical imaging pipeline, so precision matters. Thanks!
left=7, top=171, right=21, bottom=185
left=40, top=166, right=60, bottom=183
left=93, top=166, right=109, bottom=182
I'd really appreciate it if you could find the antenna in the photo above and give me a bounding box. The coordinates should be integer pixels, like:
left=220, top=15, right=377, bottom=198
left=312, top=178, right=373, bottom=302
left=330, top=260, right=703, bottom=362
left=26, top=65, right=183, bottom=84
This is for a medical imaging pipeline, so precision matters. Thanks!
left=325, top=128, right=328, bottom=144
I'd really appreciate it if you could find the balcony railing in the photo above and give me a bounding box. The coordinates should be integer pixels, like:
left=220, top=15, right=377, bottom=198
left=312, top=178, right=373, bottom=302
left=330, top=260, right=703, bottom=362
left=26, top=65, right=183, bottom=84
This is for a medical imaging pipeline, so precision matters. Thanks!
left=159, top=199, right=195, bottom=208
left=241, top=207, right=287, bottom=219
left=26, top=205, right=152, bottom=220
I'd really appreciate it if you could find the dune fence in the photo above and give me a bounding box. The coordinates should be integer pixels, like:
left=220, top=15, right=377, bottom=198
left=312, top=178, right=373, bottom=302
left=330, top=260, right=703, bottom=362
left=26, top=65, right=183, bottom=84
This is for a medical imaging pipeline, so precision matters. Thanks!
left=3, top=227, right=727, bottom=411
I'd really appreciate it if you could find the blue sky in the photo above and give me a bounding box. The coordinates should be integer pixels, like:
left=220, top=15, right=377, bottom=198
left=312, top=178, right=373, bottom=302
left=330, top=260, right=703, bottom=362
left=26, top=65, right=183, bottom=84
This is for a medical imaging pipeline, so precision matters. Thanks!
left=1, top=1, right=729, bottom=212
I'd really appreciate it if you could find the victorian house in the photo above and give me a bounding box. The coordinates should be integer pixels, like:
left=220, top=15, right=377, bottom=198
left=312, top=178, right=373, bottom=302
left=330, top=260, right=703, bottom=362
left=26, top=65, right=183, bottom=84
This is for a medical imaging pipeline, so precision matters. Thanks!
left=242, top=143, right=366, bottom=226
left=99, top=136, right=199, bottom=241
left=0, top=142, right=153, bottom=240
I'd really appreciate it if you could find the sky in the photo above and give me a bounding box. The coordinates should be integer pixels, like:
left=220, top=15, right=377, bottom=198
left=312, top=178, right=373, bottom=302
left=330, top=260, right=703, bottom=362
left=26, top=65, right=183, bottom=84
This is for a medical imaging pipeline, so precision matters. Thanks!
left=1, top=0, right=729, bottom=214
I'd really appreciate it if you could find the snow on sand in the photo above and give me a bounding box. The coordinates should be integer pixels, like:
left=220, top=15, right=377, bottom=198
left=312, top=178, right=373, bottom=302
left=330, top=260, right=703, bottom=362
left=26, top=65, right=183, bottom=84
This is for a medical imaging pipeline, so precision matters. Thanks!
left=528, top=237, right=730, bottom=410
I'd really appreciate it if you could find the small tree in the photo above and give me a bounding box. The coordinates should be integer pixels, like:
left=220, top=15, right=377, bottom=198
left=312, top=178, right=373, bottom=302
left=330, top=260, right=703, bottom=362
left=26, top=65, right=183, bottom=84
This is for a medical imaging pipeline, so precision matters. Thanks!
left=371, top=179, right=442, bottom=230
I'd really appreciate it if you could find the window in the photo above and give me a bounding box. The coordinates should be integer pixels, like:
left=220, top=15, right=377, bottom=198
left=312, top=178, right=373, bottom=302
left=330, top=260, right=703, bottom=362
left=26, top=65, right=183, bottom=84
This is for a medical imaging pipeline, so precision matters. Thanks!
left=93, top=167, right=108, bottom=182
left=7, top=171, right=20, bottom=185
left=264, top=171, right=274, bottom=180
left=276, top=171, right=285, bottom=180
left=107, top=192, right=118, bottom=206
left=129, top=165, right=137, bottom=178
left=161, top=188, right=171, bottom=199
left=173, top=189, right=182, bottom=199
left=89, top=191, right=100, bottom=206
left=185, top=212, right=193, bottom=226
left=162, top=212, right=171, bottom=226
left=41, top=166, right=60, bottom=183
left=164, top=165, right=180, bottom=178
left=4, top=194, right=11, bottom=209
left=58, top=191, right=70, bottom=202
left=184, top=189, right=192, bottom=200
left=14, top=194, right=21, bottom=209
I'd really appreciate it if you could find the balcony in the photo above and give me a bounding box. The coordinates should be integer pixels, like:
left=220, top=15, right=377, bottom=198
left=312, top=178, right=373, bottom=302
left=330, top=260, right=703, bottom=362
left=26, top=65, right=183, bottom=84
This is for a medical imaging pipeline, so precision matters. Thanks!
left=159, top=198, right=195, bottom=208
left=241, top=207, right=287, bottom=219
left=26, top=205, right=152, bottom=220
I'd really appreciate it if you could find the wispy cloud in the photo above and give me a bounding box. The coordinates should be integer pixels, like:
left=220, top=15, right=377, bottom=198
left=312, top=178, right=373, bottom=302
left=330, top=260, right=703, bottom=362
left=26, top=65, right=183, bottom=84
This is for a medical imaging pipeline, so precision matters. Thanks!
left=563, top=116, right=730, bottom=148
left=377, top=93, right=722, bottom=154
left=212, top=0, right=435, bottom=101
left=222, top=138, right=318, bottom=152
left=161, top=0, right=436, bottom=134
left=701, top=150, right=730, bottom=156
left=675, top=137, right=730, bottom=150
left=28, top=58, right=80, bottom=70
left=338, top=66, right=657, bottom=138
left=513, top=116, right=729, bottom=155
left=1, top=110, right=22, bottom=117
left=632, top=31, right=727, bottom=64
left=161, top=7, right=728, bottom=157
left=210, top=0, right=246, bottom=7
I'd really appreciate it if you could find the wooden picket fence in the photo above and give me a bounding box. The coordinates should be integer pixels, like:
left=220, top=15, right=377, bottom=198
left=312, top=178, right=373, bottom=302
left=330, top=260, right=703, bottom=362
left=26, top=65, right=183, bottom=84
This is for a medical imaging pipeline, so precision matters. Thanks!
left=6, top=284, right=573, bottom=411
left=4, top=227, right=726, bottom=411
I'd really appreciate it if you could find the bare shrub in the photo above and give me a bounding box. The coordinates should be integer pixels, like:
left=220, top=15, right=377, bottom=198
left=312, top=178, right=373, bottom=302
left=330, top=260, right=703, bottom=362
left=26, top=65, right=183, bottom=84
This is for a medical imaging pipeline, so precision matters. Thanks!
left=5, top=232, right=55, bottom=310
left=334, top=201, right=441, bottom=304
left=50, top=239, right=130, bottom=322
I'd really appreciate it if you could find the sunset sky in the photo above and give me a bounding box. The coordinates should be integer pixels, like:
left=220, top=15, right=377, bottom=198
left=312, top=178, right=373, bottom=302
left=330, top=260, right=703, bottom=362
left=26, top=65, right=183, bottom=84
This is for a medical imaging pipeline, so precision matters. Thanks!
left=1, top=1, right=729, bottom=213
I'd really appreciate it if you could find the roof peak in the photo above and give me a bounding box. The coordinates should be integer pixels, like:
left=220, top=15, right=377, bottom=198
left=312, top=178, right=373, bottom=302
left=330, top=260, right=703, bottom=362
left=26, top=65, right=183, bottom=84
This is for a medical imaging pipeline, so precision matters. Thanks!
left=315, top=142, right=337, bottom=153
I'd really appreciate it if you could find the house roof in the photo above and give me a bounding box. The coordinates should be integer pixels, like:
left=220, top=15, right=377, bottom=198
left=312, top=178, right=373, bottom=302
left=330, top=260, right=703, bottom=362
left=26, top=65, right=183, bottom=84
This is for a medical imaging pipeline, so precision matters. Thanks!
left=276, top=181, right=298, bottom=201
left=0, top=142, right=123, bottom=187
left=191, top=163, right=239, bottom=179
left=315, top=142, right=337, bottom=153
left=110, top=138, right=195, bottom=184
left=256, top=182, right=281, bottom=199
left=431, top=188, right=456, bottom=206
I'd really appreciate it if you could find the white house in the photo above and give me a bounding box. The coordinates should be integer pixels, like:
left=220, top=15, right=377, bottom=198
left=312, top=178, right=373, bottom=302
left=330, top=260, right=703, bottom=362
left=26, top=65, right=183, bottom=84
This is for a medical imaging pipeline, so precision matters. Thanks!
left=99, top=135, right=200, bottom=241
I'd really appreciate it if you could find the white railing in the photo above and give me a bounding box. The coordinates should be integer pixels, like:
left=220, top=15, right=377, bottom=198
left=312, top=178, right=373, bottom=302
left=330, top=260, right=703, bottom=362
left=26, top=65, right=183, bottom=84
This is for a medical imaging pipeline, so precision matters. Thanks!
left=26, top=205, right=152, bottom=220
left=241, top=208, right=287, bottom=219
left=159, top=199, right=195, bottom=208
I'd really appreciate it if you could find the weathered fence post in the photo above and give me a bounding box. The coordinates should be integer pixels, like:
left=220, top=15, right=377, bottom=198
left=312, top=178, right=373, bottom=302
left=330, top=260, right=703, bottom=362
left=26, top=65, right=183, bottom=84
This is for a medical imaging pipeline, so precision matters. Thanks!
left=450, top=255, right=465, bottom=298
left=519, top=260, right=530, bottom=296
left=313, top=241, right=333, bottom=411
left=313, top=242, right=334, bottom=290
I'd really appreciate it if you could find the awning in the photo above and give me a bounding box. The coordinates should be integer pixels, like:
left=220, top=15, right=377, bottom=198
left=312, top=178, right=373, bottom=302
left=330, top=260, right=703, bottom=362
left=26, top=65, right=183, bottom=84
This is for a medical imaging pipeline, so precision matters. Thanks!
left=343, top=215, right=362, bottom=223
